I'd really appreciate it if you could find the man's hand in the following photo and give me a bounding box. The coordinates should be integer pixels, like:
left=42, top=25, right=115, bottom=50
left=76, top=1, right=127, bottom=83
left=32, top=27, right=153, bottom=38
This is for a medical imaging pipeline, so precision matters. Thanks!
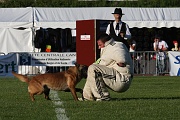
left=117, top=62, right=126, bottom=67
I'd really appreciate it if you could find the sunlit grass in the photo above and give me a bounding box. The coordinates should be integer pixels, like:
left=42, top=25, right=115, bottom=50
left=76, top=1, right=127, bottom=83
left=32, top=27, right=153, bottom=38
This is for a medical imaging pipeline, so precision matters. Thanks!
left=1, top=76, right=180, bottom=120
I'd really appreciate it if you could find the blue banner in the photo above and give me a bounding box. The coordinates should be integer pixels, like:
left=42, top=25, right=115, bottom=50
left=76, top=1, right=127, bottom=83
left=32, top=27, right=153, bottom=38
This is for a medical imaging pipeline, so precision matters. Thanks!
left=0, top=54, right=18, bottom=76
left=168, top=51, right=180, bottom=76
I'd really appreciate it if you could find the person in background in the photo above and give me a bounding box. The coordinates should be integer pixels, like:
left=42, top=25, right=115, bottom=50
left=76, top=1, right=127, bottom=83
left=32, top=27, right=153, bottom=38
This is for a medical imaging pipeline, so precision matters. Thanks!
left=128, top=37, right=136, bottom=52
left=171, top=40, right=179, bottom=51
left=106, top=8, right=131, bottom=49
left=153, top=34, right=168, bottom=75
left=80, top=33, right=133, bottom=101
left=128, top=37, right=137, bottom=74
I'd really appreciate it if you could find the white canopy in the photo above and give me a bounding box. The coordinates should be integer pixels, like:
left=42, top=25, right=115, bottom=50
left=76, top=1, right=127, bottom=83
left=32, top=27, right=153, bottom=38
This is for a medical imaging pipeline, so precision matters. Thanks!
left=0, top=7, right=33, bottom=28
left=0, top=7, right=179, bottom=29
left=0, top=7, right=180, bottom=54
left=33, top=7, right=180, bottom=28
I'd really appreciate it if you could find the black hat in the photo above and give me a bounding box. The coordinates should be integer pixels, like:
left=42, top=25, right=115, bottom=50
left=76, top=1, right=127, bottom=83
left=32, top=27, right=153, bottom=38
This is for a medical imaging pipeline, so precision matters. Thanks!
left=112, top=8, right=124, bottom=15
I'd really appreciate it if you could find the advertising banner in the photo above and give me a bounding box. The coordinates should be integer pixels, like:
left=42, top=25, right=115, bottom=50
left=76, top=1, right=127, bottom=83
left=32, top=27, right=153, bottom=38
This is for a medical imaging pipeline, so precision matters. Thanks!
left=18, top=52, right=76, bottom=66
left=0, top=54, right=18, bottom=76
left=168, top=51, right=180, bottom=76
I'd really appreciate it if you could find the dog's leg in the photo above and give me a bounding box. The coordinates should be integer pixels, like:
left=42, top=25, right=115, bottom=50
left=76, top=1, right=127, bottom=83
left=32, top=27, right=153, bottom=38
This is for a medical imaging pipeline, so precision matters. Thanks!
left=43, top=85, right=51, bottom=100
left=69, top=87, right=79, bottom=101
left=29, top=92, right=35, bottom=101
left=75, top=88, right=85, bottom=101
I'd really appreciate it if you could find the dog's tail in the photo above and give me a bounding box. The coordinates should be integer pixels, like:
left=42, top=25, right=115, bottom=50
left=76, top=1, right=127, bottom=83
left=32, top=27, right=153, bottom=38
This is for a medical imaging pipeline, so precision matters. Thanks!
left=12, top=71, right=29, bottom=83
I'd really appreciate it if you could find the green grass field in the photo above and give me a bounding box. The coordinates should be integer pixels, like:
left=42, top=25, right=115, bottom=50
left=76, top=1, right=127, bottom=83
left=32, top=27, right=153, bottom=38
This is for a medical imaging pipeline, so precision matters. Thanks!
left=0, top=76, right=180, bottom=120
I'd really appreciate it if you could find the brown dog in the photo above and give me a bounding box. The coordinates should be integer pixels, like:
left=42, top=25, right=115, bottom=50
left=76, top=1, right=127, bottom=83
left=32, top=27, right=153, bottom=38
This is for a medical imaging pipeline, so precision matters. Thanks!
left=12, top=63, right=88, bottom=101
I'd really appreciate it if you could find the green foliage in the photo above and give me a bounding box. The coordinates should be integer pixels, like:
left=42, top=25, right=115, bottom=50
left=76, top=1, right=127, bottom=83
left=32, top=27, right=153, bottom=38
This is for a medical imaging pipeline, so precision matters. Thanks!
left=1, top=0, right=35, bottom=7
left=0, top=0, right=180, bottom=7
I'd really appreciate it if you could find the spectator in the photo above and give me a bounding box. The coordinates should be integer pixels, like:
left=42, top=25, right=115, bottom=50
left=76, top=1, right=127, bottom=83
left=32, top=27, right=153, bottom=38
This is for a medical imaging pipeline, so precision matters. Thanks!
left=153, top=34, right=168, bottom=75
left=128, top=37, right=136, bottom=52
left=171, top=40, right=179, bottom=51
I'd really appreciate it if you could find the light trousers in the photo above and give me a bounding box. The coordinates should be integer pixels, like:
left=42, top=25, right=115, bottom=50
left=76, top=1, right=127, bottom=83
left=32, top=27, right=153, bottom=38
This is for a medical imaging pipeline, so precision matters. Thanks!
left=83, top=64, right=132, bottom=100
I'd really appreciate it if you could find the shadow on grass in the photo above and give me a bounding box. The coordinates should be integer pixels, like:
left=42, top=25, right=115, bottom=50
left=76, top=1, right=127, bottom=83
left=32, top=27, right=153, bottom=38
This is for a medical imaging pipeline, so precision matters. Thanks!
left=111, top=97, right=180, bottom=101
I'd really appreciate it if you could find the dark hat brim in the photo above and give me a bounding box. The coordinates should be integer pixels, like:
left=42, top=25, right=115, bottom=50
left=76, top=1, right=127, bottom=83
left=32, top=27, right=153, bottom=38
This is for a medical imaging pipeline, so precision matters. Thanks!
left=112, top=12, right=125, bottom=15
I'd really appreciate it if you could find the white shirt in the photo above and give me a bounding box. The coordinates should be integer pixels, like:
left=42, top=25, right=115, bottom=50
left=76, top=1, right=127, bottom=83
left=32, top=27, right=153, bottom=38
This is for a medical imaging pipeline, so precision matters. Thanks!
left=153, top=40, right=168, bottom=50
left=153, top=40, right=168, bottom=60
left=106, top=21, right=131, bottom=40
left=129, top=40, right=136, bottom=52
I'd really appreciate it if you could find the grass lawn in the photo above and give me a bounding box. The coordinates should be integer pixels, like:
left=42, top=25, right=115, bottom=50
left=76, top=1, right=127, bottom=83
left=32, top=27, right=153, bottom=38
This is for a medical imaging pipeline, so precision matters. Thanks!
left=0, top=76, right=180, bottom=120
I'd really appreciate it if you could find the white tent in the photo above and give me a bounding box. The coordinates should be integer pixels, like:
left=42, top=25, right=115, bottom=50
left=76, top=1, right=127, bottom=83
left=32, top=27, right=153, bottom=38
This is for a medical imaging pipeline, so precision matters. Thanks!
left=0, top=7, right=33, bottom=28
left=0, top=7, right=180, bottom=54
left=33, top=7, right=180, bottom=29
left=0, top=7, right=33, bottom=54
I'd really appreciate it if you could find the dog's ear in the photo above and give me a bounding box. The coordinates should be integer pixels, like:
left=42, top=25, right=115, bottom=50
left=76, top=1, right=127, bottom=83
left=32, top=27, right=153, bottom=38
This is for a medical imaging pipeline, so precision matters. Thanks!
left=74, top=62, right=80, bottom=68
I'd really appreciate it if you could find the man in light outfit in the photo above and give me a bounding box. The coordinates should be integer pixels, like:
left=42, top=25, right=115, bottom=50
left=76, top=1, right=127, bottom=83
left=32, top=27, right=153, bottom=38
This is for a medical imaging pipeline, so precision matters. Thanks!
left=81, top=33, right=133, bottom=101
